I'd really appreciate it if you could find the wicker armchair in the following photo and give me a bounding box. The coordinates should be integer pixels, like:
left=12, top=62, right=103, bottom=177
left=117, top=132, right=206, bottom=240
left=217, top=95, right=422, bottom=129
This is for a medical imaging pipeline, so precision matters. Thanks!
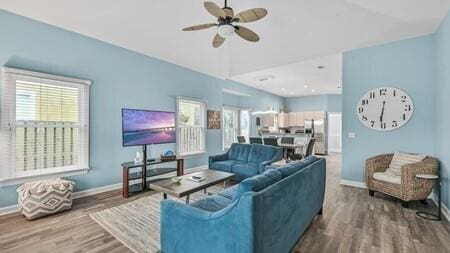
left=365, top=153, right=439, bottom=207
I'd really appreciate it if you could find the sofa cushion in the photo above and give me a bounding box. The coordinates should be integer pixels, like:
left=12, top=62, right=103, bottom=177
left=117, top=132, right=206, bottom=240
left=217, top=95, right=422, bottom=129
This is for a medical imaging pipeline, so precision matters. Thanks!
left=210, top=160, right=243, bottom=173
left=248, top=144, right=280, bottom=163
left=190, top=194, right=232, bottom=212
left=217, top=185, right=238, bottom=200
left=231, top=163, right=259, bottom=181
left=389, top=152, right=425, bottom=176
left=373, top=171, right=401, bottom=185
left=228, top=143, right=252, bottom=162
left=233, top=169, right=282, bottom=200
left=278, top=156, right=319, bottom=178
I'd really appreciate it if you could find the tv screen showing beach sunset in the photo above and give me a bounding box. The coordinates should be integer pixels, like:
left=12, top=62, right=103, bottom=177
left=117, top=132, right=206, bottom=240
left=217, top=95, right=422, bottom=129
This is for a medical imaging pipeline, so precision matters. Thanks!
left=122, top=109, right=176, bottom=146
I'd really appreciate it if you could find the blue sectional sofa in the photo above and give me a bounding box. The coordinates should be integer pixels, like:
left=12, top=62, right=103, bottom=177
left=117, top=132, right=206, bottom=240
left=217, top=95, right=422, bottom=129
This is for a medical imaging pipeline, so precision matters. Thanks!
left=160, top=156, right=326, bottom=253
left=209, top=143, right=283, bottom=181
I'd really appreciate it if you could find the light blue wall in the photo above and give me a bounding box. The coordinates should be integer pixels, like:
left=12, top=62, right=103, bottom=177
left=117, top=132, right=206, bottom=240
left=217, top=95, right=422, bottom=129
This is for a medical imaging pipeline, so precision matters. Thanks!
left=342, top=35, right=436, bottom=183
left=285, top=94, right=342, bottom=112
left=0, top=11, right=284, bottom=207
left=327, top=95, right=342, bottom=112
left=435, top=11, right=450, bottom=208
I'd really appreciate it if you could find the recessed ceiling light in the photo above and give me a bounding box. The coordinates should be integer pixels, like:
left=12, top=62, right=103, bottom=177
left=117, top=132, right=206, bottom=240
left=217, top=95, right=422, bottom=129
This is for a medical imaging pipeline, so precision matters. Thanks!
left=311, top=89, right=316, bottom=92
left=255, top=75, right=275, bottom=82
left=317, top=65, right=325, bottom=69
left=304, top=85, right=309, bottom=88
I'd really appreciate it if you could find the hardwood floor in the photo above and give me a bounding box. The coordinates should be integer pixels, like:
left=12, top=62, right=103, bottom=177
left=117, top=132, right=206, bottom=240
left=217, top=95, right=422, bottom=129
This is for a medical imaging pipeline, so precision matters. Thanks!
left=0, top=154, right=449, bottom=253
left=294, top=155, right=450, bottom=253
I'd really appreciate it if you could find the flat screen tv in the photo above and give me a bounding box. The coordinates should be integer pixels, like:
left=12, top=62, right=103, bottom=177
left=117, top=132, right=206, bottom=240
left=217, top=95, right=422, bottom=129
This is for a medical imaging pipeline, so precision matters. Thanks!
left=122, top=108, right=176, bottom=147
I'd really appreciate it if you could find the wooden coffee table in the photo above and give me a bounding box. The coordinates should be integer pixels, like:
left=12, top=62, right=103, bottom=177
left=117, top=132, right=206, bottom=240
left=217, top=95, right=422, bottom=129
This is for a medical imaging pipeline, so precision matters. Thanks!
left=149, top=170, right=234, bottom=204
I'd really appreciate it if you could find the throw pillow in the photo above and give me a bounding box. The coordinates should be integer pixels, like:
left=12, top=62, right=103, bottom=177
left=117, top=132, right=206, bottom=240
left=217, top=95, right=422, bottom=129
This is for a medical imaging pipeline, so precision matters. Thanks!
left=389, top=152, right=426, bottom=176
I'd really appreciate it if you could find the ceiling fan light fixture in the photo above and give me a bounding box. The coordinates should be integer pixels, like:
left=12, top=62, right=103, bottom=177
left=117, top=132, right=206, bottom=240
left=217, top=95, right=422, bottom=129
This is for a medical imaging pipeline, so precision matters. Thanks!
left=217, top=24, right=235, bottom=38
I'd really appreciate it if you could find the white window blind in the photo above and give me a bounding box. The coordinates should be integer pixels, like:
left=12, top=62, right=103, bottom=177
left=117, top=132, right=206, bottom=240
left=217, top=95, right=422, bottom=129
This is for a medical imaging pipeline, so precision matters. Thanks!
left=176, top=97, right=206, bottom=157
left=0, top=67, right=90, bottom=181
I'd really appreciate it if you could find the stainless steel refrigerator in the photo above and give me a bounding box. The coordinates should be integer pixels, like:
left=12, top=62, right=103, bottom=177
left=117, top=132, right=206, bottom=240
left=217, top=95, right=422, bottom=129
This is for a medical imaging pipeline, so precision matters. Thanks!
left=304, top=115, right=328, bottom=155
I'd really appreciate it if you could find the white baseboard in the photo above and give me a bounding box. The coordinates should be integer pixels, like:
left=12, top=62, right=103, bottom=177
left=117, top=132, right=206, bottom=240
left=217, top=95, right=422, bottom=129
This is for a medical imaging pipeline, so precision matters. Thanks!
left=0, top=204, right=20, bottom=216
left=72, top=183, right=122, bottom=199
left=340, top=179, right=367, bottom=189
left=429, top=194, right=450, bottom=221
left=0, top=164, right=209, bottom=216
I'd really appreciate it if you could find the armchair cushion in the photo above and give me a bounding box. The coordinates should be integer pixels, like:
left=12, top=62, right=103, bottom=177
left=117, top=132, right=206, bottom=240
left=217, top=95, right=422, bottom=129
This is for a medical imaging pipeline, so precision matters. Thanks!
left=373, top=171, right=401, bottom=185
left=217, top=185, right=238, bottom=200
left=389, top=152, right=425, bottom=176
left=189, top=194, right=232, bottom=212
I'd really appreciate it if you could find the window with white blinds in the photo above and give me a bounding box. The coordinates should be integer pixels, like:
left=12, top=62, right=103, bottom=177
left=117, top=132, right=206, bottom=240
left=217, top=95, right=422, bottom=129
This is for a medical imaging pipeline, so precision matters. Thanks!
left=176, top=97, right=206, bottom=157
left=0, top=67, right=90, bottom=182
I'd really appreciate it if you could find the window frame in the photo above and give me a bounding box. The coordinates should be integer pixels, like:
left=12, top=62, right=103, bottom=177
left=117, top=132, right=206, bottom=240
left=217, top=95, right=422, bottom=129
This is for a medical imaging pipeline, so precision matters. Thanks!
left=176, top=96, right=207, bottom=157
left=0, top=67, right=91, bottom=186
left=222, top=106, right=251, bottom=150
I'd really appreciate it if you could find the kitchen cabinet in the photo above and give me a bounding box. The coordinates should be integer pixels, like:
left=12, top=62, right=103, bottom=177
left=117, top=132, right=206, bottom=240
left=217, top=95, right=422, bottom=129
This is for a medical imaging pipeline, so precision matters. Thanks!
left=287, top=112, right=304, bottom=127
left=278, top=113, right=289, bottom=128
left=303, top=112, right=314, bottom=121
left=262, top=114, right=275, bottom=127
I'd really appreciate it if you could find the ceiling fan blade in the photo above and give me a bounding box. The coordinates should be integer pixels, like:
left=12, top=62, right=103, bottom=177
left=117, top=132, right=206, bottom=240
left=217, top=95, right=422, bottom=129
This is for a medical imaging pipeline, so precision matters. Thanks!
left=204, top=1, right=226, bottom=18
left=212, top=34, right=226, bottom=48
left=182, top=23, right=216, bottom=31
left=234, top=8, right=268, bottom=23
left=235, top=25, right=260, bottom=42
left=223, top=7, right=234, bottom=17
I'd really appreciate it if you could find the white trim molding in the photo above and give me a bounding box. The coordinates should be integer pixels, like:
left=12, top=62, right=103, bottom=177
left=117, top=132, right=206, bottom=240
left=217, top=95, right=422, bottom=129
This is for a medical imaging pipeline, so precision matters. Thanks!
left=0, top=168, right=90, bottom=187
left=0, top=164, right=209, bottom=216
left=430, top=194, right=450, bottom=221
left=340, top=179, right=367, bottom=189
left=2, top=67, right=92, bottom=85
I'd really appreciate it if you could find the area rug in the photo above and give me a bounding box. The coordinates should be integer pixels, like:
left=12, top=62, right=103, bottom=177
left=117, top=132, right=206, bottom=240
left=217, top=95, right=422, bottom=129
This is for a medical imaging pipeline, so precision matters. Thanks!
left=89, top=186, right=223, bottom=253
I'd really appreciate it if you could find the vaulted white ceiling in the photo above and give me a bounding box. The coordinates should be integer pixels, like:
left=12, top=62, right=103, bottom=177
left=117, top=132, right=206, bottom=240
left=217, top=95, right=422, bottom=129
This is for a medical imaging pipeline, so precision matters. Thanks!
left=1, top=0, right=449, bottom=97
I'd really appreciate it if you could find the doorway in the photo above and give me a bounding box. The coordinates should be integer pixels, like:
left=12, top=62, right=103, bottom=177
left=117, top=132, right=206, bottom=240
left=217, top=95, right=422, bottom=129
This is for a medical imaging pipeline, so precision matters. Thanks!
left=328, top=112, right=342, bottom=153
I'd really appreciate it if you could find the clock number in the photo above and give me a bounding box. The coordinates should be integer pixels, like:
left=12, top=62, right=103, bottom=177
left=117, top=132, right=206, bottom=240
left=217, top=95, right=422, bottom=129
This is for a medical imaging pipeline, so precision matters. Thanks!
left=392, top=121, right=398, bottom=127
left=403, top=113, right=406, bottom=121
left=370, top=121, right=375, bottom=127
left=358, top=107, right=364, bottom=113
left=404, top=104, right=411, bottom=111
left=362, top=99, right=369, bottom=105
left=381, top=123, right=387, bottom=129
left=379, top=89, right=387, bottom=96
left=393, top=89, right=396, bottom=96
left=370, top=92, right=375, bottom=99
left=362, top=116, right=368, bottom=121
left=401, top=95, right=407, bottom=102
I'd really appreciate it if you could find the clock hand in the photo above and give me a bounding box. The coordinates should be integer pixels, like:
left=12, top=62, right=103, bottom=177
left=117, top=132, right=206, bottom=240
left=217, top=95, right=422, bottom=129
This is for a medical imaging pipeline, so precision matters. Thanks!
left=380, top=101, right=386, bottom=122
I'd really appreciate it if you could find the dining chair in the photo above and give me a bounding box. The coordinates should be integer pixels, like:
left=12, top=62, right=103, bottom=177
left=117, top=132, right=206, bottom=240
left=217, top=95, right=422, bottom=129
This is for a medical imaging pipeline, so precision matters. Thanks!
left=263, top=137, right=278, bottom=147
left=249, top=137, right=263, bottom=144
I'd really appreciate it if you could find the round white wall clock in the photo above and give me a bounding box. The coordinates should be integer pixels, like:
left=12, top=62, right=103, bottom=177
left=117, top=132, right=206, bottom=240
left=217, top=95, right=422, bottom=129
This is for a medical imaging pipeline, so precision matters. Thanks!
left=357, top=87, right=414, bottom=131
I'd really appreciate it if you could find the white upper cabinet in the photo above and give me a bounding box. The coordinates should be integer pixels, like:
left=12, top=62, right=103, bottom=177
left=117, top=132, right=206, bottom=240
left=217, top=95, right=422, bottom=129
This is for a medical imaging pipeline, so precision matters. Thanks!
left=283, top=111, right=326, bottom=127
left=278, top=113, right=289, bottom=128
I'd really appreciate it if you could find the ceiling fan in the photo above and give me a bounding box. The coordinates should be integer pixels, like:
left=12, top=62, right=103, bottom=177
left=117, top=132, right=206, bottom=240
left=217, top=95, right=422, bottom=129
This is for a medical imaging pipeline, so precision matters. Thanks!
left=182, top=0, right=268, bottom=48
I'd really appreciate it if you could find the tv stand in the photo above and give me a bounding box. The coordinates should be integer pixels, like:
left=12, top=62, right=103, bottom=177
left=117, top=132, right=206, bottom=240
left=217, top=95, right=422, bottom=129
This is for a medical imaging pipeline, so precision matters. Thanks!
left=121, top=144, right=184, bottom=198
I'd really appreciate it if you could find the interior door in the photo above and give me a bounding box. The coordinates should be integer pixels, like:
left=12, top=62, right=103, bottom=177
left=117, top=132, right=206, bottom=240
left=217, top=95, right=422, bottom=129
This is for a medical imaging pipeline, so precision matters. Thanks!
left=328, top=112, right=342, bottom=153
left=223, top=108, right=239, bottom=149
